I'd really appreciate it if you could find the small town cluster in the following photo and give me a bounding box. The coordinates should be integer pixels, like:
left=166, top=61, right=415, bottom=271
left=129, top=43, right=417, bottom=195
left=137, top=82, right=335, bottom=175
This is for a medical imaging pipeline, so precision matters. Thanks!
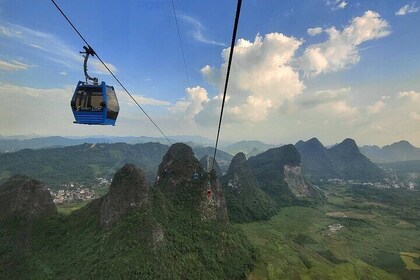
left=49, top=177, right=111, bottom=204
left=323, top=178, right=416, bottom=189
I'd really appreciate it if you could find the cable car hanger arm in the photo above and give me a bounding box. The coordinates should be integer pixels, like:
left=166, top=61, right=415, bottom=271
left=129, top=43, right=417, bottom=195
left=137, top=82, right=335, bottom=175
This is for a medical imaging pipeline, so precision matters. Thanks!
left=80, top=46, right=98, bottom=85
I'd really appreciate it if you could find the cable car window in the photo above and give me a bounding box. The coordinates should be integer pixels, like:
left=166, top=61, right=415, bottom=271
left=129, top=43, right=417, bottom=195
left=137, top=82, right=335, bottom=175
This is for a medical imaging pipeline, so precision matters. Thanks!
left=75, top=91, right=87, bottom=107
left=89, top=91, right=104, bottom=109
left=106, top=87, right=119, bottom=112
left=106, top=87, right=119, bottom=120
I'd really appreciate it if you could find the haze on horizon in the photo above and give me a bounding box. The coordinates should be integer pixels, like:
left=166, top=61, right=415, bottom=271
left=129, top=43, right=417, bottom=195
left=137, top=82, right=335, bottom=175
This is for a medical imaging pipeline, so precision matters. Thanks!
left=0, top=0, right=419, bottom=146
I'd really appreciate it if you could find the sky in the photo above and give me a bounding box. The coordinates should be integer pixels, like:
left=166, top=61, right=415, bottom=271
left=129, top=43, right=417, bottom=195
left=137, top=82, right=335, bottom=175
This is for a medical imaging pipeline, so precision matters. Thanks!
left=0, top=0, right=419, bottom=146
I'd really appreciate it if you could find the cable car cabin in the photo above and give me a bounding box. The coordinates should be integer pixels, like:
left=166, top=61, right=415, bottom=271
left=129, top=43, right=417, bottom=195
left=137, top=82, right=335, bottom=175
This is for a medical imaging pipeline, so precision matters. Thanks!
left=71, top=81, right=119, bottom=125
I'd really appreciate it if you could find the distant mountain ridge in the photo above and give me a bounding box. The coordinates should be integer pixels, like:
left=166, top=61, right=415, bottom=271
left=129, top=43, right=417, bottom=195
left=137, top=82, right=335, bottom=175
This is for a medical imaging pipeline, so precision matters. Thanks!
left=0, top=135, right=215, bottom=153
left=223, top=140, right=278, bottom=157
left=0, top=142, right=231, bottom=189
left=296, top=138, right=386, bottom=181
left=360, top=140, right=420, bottom=163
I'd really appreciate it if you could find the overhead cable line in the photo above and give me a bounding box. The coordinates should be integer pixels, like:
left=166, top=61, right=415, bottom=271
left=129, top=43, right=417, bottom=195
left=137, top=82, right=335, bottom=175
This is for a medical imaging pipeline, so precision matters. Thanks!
left=212, top=0, right=242, bottom=170
left=50, top=0, right=172, bottom=145
left=170, top=0, right=191, bottom=88
left=170, top=0, right=204, bottom=140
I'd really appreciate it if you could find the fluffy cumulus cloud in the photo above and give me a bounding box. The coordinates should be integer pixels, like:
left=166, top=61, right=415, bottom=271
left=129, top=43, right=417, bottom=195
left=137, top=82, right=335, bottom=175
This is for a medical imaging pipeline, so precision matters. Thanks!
left=161, top=11, right=417, bottom=145
left=196, top=33, right=304, bottom=124
left=395, top=3, right=419, bottom=16
left=299, top=11, right=390, bottom=76
left=169, top=86, right=209, bottom=118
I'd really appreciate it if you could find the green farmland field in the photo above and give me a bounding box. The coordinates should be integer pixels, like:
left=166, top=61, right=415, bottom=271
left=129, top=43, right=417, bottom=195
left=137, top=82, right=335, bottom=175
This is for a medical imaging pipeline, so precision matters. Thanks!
left=241, top=185, right=420, bottom=280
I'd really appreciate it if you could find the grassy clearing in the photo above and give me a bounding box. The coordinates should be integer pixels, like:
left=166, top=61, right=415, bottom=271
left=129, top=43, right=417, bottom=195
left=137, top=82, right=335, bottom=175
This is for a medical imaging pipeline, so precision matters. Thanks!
left=241, top=185, right=420, bottom=280
left=400, top=252, right=420, bottom=271
left=57, top=201, right=89, bottom=215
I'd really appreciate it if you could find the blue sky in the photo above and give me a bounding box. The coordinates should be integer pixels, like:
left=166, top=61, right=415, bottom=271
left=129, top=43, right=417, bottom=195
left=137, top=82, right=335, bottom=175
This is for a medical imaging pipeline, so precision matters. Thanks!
left=0, top=0, right=419, bottom=146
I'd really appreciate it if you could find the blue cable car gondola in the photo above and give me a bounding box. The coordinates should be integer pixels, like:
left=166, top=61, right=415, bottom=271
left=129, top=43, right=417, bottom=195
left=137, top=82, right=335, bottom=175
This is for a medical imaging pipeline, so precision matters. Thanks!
left=71, top=46, right=119, bottom=125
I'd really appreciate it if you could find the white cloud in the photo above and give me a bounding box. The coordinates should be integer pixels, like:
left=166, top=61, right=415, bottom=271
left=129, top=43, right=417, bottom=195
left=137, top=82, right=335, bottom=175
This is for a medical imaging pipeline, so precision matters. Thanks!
left=117, top=90, right=171, bottom=107
left=0, top=59, right=33, bottom=71
left=299, top=11, right=390, bottom=76
left=179, top=15, right=225, bottom=46
left=0, top=21, right=116, bottom=75
left=396, top=3, right=419, bottom=16
left=398, top=90, right=420, bottom=101
left=90, top=60, right=118, bottom=75
left=307, top=27, right=323, bottom=36
left=0, top=26, right=21, bottom=37
left=297, top=87, right=350, bottom=107
left=325, top=0, right=348, bottom=10
left=337, top=1, right=348, bottom=9
left=367, top=100, right=385, bottom=113
left=0, top=83, right=74, bottom=135
left=196, top=33, right=304, bottom=125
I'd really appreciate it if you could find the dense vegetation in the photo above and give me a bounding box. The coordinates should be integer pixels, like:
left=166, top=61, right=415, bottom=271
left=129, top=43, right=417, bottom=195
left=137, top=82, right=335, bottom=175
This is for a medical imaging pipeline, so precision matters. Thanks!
left=0, top=142, right=169, bottom=188
left=222, top=153, right=277, bottom=223
left=0, top=146, right=254, bottom=279
left=0, top=180, right=254, bottom=279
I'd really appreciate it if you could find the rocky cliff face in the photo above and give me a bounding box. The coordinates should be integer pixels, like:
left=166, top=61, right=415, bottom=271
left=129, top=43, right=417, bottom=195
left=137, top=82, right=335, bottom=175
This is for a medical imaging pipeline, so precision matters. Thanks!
left=156, top=143, right=227, bottom=222
left=284, top=165, right=312, bottom=198
left=249, top=145, right=320, bottom=206
left=0, top=175, right=57, bottom=221
left=100, top=164, right=150, bottom=229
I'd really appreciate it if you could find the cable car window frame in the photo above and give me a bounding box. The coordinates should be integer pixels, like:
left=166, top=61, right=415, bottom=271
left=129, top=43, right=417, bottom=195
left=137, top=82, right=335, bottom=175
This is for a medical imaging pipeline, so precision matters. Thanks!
left=106, top=86, right=119, bottom=120
left=72, top=86, right=104, bottom=112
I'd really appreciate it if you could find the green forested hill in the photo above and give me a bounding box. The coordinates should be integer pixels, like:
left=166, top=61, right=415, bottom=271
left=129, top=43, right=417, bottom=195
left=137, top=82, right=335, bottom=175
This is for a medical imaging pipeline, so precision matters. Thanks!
left=0, top=143, right=233, bottom=189
left=0, top=146, right=254, bottom=280
left=0, top=142, right=169, bottom=187
left=222, top=152, right=277, bottom=223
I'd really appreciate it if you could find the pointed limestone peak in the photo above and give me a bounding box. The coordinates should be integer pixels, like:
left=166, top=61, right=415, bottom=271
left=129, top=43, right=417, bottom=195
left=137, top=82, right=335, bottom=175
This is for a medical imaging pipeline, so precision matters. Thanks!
left=306, top=137, right=324, bottom=148
left=0, top=175, right=57, bottom=221
left=100, top=164, right=150, bottom=229
left=296, top=137, right=325, bottom=151
left=226, top=152, right=249, bottom=177
left=387, top=140, right=416, bottom=150
left=157, top=143, right=202, bottom=181
left=331, top=138, right=360, bottom=154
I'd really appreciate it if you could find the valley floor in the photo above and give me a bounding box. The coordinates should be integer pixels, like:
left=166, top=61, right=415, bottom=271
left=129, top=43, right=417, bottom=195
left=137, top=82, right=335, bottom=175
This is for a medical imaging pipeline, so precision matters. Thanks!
left=241, top=185, right=420, bottom=280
